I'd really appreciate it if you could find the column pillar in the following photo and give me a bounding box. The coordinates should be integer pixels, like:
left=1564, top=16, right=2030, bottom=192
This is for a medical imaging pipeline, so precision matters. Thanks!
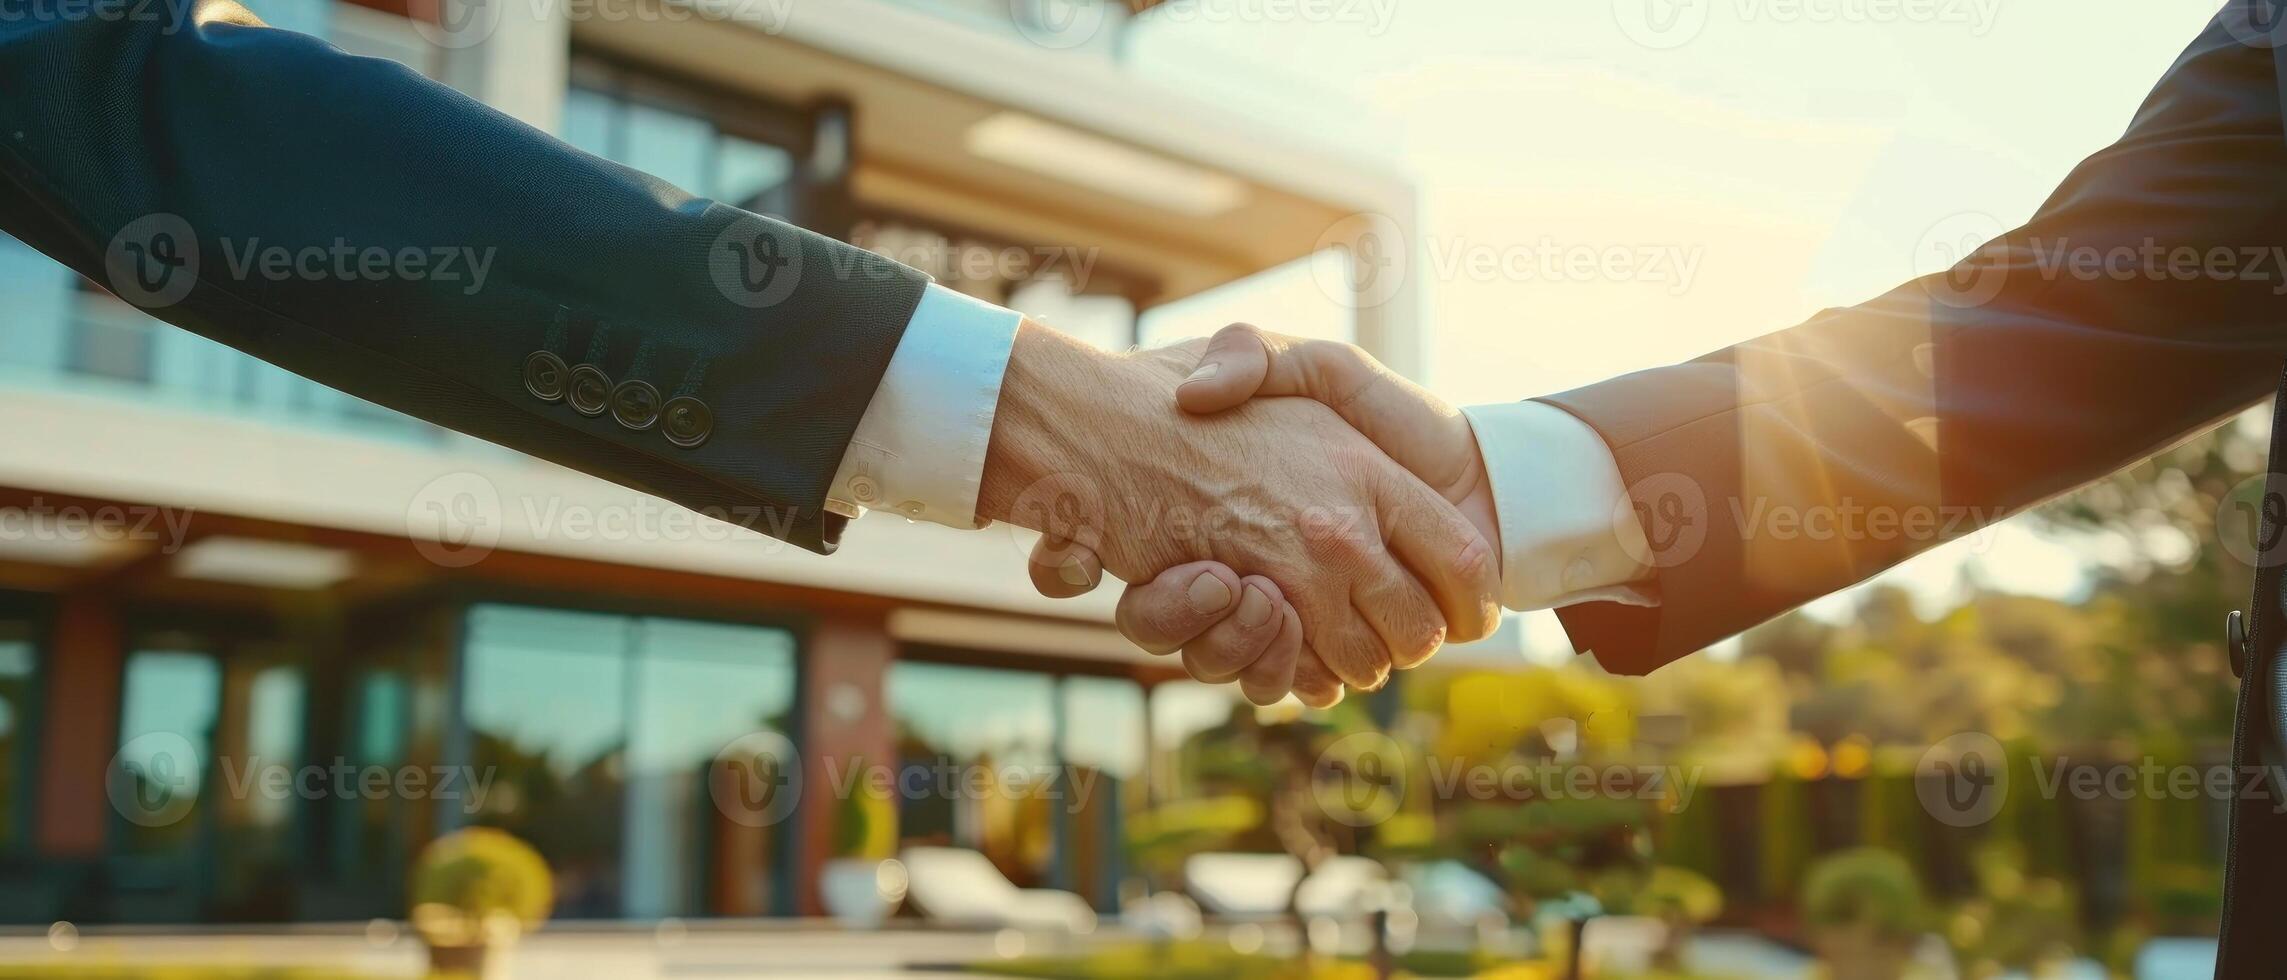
left=1347, top=196, right=1426, bottom=382
left=434, top=0, right=570, bottom=135
left=795, top=613, right=897, bottom=916
left=33, top=592, right=124, bottom=857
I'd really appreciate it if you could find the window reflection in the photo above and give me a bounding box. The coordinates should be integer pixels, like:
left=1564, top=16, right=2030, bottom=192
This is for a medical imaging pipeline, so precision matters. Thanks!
left=115, top=650, right=222, bottom=858
left=887, top=662, right=1058, bottom=886
left=0, top=614, right=36, bottom=853
left=1062, top=676, right=1144, bottom=906
left=460, top=605, right=797, bottom=920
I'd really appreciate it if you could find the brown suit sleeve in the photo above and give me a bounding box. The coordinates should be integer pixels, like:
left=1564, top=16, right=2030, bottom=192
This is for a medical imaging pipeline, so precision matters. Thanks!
left=1543, top=6, right=2287, bottom=674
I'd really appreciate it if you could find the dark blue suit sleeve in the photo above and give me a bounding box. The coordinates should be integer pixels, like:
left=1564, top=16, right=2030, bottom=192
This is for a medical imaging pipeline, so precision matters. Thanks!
left=0, top=2, right=928, bottom=553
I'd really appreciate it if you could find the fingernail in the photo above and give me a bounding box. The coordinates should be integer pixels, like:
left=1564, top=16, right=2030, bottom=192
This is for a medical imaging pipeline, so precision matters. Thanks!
left=1236, top=585, right=1273, bottom=628
left=1057, top=554, right=1091, bottom=587
left=1183, top=362, right=1219, bottom=385
left=1187, top=573, right=1232, bottom=614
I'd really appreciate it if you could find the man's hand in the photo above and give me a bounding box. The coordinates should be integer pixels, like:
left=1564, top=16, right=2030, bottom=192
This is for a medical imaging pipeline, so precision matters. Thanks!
left=981, top=321, right=1500, bottom=706
left=1029, top=323, right=1502, bottom=702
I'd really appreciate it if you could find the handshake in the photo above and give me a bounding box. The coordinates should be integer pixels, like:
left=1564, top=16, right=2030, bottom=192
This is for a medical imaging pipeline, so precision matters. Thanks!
left=977, top=320, right=1504, bottom=707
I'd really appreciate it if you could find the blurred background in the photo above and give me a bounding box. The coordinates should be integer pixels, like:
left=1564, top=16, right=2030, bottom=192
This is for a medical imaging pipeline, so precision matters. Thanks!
left=0, top=0, right=2255, bottom=977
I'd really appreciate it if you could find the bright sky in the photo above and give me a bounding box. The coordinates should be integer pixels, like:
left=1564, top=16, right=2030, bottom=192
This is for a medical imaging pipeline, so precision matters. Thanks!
left=1117, top=0, right=2235, bottom=647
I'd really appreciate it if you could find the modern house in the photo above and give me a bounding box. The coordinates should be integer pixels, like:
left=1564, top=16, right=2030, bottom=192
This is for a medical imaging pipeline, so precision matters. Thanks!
left=0, top=0, right=1423, bottom=923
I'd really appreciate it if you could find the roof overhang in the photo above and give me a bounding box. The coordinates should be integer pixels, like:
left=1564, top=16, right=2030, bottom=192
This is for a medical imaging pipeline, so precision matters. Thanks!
left=573, top=0, right=1415, bottom=305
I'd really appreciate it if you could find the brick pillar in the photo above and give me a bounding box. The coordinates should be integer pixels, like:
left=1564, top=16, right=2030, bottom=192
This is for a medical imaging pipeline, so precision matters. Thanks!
left=34, top=592, right=124, bottom=857
left=795, top=613, right=897, bottom=915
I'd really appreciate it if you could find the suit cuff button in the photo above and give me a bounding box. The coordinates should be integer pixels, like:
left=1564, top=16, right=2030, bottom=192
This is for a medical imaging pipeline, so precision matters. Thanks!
left=524, top=351, right=569, bottom=403
left=661, top=396, right=713, bottom=449
left=567, top=364, right=612, bottom=417
left=611, top=380, right=661, bottom=431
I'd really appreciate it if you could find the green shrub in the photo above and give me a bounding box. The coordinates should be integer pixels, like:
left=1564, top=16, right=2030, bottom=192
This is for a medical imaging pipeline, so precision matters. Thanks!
left=408, top=827, right=553, bottom=945
left=1803, top=848, right=1924, bottom=940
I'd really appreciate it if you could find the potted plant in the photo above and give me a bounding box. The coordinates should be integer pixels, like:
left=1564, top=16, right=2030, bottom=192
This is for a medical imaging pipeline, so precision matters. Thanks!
left=819, top=769, right=904, bottom=928
left=1803, top=848, right=1925, bottom=980
left=410, top=827, right=554, bottom=979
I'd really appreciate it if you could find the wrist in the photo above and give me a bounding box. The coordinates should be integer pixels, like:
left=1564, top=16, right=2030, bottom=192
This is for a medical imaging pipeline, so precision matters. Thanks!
left=978, top=320, right=1149, bottom=530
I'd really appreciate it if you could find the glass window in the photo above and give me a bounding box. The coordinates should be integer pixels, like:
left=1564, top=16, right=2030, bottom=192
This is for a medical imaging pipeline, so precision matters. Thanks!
left=1061, top=676, right=1144, bottom=905
left=461, top=605, right=798, bottom=919
left=562, top=88, right=620, bottom=160
left=1149, top=681, right=1250, bottom=805
left=623, top=617, right=796, bottom=919
left=115, top=650, right=223, bottom=857
left=715, top=136, right=795, bottom=210
left=624, top=104, right=717, bottom=195
left=0, top=613, right=36, bottom=853
left=887, top=662, right=1059, bottom=886
left=461, top=606, right=633, bottom=919
left=69, top=291, right=157, bottom=384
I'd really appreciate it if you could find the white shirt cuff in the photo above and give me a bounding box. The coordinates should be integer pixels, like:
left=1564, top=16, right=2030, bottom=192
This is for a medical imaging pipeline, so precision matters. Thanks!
left=1462, top=401, right=1659, bottom=610
left=826, top=284, right=1022, bottom=529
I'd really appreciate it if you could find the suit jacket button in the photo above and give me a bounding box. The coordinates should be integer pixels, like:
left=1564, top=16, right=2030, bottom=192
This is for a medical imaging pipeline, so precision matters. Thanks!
left=661, top=396, right=713, bottom=448
left=567, top=364, right=611, bottom=417
left=611, top=380, right=662, bottom=431
left=524, top=351, right=569, bottom=403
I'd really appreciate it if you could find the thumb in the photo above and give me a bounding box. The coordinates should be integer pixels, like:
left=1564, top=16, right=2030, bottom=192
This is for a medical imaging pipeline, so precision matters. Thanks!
left=1178, top=323, right=1475, bottom=495
left=1028, top=530, right=1105, bottom=599
left=1174, top=322, right=1281, bottom=414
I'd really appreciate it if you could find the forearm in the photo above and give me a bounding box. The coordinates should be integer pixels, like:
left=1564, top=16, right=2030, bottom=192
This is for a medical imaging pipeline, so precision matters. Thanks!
left=0, top=5, right=924, bottom=553
left=977, top=321, right=1207, bottom=578
left=1546, top=9, right=2287, bottom=671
